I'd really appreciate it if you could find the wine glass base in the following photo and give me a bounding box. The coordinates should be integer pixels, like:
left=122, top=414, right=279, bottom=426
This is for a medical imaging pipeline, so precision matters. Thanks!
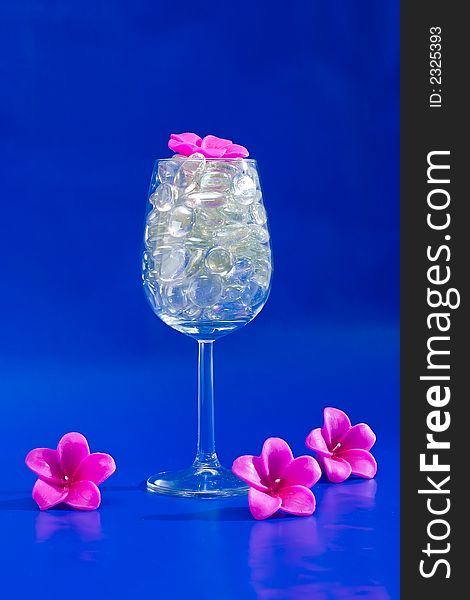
left=146, top=465, right=249, bottom=498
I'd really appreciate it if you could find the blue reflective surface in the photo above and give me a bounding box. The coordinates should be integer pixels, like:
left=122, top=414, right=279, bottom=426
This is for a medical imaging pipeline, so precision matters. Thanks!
left=0, top=326, right=399, bottom=598
left=0, top=476, right=396, bottom=598
left=0, top=0, right=398, bottom=597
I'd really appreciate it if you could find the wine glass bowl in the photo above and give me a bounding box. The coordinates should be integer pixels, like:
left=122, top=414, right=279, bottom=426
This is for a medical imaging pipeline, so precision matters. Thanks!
left=142, top=154, right=272, bottom=497
left=143, top=156, right=272, bottom=341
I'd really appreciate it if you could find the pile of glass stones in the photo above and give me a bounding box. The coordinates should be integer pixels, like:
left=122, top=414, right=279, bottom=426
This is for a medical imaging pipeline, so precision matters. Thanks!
left=142, top=153, right=272, bottom=338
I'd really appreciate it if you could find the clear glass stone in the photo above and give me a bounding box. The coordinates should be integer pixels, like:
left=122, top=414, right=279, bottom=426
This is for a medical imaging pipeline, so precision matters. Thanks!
left=144, top=281, right=163, bottom=312
left=163, top=284, right=187, bottom=314
left=174, top=153, right=206, bottom=194
left=144, top=223, right=158, bottom=249
left=221, top=284, right=244, bottom=302
left=185, top=230, right=214, bottom=249
left=248, top=223, right=270, bottom=243
left=151, top=244, right=172, bottom=266
left=147, top=208, right=160, bottom=224
left=222, top=203, right=248, bottom=225
left=232, top=173, right=257, bottom=205
left=250, top=203, right=267, bottom=225
left=205, top=160, right=240, bottom=177
left=246, top=165, right=260, bottom=188
left=188, top=274, right=223, bottom=308
left=252, top=260, right=271, bottom=290
left=181, top=304, right=203, bottom=320
left=205, top=247, right=233, bottom=275
left=229, top=257, right=254, bottom=283
left=184, top=191, right=227, bottom=208
left=234, top=159, right=249, bottom=173
left=205, top=301, right=249, bottom=321
left=149, top=183, right=175, bottom=212
left=185, top=248, right=205, bottom=278
left=150, top=244, right=165, bottom=257
left=145, top=265, right=159, bottom=285
left=174, top=168, right=197, bottom=195
left=158, top=160, right=180, bottom=184
left=168, top=206, right=194, bottom=237
left=159, top=247, right=189, bottom=282
left=215, top=224, right=250, bottom=246
left=199, top=170, right=231, bottom=192
left=182, top=153, right=206, bottom=176
left=240, top=281, right=265, bottom=307
left=196, top=207, right=225, bottom=230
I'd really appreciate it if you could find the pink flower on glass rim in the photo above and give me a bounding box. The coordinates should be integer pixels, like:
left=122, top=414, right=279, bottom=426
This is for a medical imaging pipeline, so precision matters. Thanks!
left=25, top=432, right=116, bottom=510
left=306, top=407, right=377, bottom=484
left=168, top=132, right=249, bottom=158
left=232, top=437, right=321, bottom=520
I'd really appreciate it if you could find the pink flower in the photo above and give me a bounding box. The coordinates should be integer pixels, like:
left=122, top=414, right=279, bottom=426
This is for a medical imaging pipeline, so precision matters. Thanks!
left=232, top=437, right=321, bottom=520
left=306, top=407, right=377, bottom=483
left=168, top=132, right=249, bottom=158
left=25, top=432, right=116, bottom=510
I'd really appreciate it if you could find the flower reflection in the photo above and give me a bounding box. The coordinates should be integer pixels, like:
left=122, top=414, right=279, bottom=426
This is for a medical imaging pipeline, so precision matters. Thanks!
left=249, top=480, right=391, bottom=599
left=249, top=517, right=321, bottom=590
left=35, top=510, right=102, bottom=543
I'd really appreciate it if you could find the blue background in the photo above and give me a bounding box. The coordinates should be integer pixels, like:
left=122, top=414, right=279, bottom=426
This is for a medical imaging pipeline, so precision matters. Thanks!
left=0, top=1, right=399, bottom=598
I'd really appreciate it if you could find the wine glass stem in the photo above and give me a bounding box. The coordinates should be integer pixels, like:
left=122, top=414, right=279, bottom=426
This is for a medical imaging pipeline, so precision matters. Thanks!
left=193, top=340, right=220, bottom=468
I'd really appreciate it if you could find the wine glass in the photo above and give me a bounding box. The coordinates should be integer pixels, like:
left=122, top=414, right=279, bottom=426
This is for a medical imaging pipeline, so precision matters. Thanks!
left=142, top=154, right=272, bottom=497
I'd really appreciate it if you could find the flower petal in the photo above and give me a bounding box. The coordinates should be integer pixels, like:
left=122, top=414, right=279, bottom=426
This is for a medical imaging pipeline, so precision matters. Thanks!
left=66, top=480, right=101, bottom=510
left=341, top=449, right=377, bottom=479
left=57, top=432, right=90, bottom=478
left=32, top=479, right=68, bottom=510
left=170, top=132, right=202, bottom=144
left=339, top=423, right=376, bottom=452
left=168, top=139, right=201, bottom=156
left=232, top=455, right=269, bottom=492
left=248, top=488, right=282, bottom=520
left=305, top=428, right=332, bottom=456
left=282, top=456, right=321, bottom=488
left=321, top=455, right=352, bottom=483
left=322, top=407, right=351, bottom=449
left=25, top=448, right=64, bottom=484
left=223, top=143, right=249, bottom=158
left=278, top=485, right=316, bottom=516
left=260, top=437, right=294, bottom=482
left=74, top=452, right=116, bottom=485
left=252, top=454, right=269, bottom=482
left=200, top=135, right=232, bottom=150
left=197, top=146, right=228, bottom=158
